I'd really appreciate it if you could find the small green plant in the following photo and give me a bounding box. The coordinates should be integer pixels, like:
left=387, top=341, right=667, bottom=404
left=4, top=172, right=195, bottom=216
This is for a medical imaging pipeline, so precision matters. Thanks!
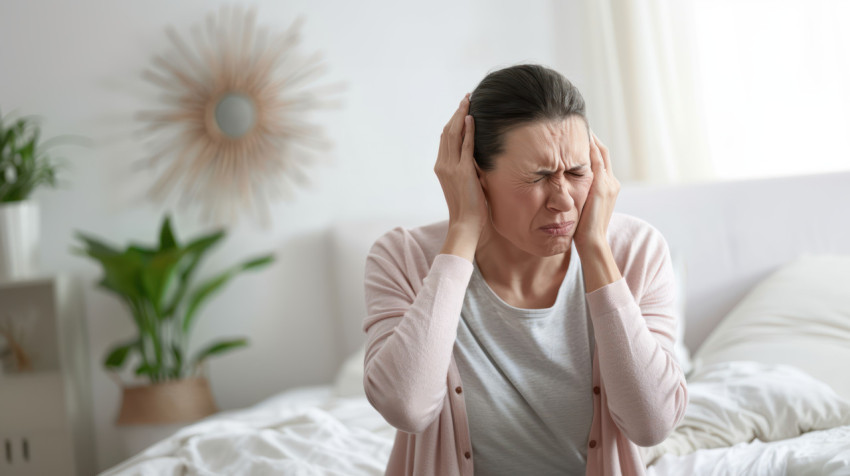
left=72, top=214, right=274, bottom=383
left=0, top=109, right=73, bottom=203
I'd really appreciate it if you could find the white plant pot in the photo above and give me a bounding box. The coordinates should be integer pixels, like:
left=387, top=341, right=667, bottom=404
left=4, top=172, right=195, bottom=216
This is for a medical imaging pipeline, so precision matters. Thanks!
left=0, top=200, right=41, bottom=281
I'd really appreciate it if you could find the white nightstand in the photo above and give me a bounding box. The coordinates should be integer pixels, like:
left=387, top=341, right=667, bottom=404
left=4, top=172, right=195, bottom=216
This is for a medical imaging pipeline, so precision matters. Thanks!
left=0, top=275, right=95, bottom=476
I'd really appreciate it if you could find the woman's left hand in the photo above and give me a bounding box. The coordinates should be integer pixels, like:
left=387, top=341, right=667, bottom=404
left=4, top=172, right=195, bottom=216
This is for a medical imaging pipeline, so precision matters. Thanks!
left=574, top=130, right=620, bottom=252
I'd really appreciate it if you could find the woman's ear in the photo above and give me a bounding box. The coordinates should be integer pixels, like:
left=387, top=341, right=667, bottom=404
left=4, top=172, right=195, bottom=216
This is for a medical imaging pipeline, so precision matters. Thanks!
left=473, top=161, right=488, bottom=192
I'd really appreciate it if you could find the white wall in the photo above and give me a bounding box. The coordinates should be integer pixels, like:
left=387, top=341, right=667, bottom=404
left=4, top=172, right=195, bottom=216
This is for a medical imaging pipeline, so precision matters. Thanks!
left=0, top=0, right=590, bottom=470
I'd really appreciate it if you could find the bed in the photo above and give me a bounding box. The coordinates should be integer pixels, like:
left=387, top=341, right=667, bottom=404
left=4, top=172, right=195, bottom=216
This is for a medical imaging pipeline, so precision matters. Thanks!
left=100, top=170, right=850, bottom=475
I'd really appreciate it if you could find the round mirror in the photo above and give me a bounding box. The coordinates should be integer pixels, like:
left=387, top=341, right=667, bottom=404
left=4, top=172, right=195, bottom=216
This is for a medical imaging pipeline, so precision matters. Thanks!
left=214, top=93, right=256, bottom=138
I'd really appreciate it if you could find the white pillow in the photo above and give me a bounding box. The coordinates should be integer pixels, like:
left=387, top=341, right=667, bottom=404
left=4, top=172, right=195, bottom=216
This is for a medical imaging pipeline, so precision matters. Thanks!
left=691, top=254, right=850, bottom=401
left=639, top=360, right=850, bottom=465
left=332, top=345, right=367, bottom=398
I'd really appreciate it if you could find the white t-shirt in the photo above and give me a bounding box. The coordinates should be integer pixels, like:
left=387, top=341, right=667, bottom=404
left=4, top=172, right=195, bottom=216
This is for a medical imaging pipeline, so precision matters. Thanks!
left=453, top=240, right=595, bottom=476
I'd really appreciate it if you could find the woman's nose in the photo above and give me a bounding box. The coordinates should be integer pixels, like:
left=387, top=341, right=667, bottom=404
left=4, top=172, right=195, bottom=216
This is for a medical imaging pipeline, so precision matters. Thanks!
left=545, top=176, right=576, bottom=212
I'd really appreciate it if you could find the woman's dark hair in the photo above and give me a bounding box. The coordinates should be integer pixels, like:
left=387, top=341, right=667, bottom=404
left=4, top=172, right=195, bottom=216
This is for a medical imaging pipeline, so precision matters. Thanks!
left=469, top=64, right=589, bottom=172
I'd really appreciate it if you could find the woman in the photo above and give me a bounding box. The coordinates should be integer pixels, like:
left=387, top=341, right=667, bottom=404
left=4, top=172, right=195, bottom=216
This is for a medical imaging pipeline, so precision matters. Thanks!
left=362, top=64, right=688, bottom=476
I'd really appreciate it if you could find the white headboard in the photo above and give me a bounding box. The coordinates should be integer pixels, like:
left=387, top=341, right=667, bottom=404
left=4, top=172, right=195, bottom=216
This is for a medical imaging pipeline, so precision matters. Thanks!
left=327, top=171, right=850, bottom=367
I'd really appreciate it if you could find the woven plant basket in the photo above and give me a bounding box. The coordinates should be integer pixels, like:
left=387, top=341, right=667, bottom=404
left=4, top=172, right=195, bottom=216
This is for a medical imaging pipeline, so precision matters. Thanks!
left=116, top=376, right=218, bottom=425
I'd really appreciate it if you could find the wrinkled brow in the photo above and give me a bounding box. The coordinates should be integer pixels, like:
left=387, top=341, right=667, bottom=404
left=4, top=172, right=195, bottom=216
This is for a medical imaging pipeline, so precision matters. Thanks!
left=533, top=163, right=589, bottom=175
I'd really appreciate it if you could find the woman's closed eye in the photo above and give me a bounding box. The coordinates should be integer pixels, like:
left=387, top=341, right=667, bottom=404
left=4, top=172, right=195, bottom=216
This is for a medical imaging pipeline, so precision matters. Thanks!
left=532, top=172, right=585, bottom=183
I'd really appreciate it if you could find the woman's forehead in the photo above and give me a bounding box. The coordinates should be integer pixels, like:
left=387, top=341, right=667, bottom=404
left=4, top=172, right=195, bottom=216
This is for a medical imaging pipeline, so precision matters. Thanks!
left=501, top=118, right=590, bottom=168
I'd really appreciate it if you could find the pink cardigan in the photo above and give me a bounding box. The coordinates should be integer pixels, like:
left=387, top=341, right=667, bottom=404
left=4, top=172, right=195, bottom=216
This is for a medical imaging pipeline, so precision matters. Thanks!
left=362, top=213, right=688, bottom=476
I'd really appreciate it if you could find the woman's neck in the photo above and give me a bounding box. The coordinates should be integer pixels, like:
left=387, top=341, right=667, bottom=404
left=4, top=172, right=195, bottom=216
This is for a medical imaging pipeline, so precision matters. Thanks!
left=474, top=222, right=571, bottom=298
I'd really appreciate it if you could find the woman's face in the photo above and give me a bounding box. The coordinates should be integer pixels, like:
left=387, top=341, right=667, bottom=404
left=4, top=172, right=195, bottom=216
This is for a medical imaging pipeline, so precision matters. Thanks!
left=479, top=116, right=593, bottom=257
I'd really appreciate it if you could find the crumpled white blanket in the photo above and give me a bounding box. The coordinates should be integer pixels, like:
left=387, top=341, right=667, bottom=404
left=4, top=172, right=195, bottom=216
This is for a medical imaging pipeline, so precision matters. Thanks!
left=639, top=360, right=850, bottom=466
left=99, top=393, right=395, bottom=476
left=647, top=424, right=850, bottom=476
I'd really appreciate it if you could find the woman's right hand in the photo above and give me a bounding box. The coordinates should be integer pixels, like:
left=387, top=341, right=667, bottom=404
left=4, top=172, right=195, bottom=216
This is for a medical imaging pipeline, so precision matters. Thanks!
left=435, top=93, right=489, bottom=238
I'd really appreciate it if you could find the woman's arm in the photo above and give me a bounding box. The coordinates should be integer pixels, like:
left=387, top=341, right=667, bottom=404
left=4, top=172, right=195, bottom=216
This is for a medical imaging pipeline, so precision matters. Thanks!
left=580, top=239, right=623, bottom=293
left=573, top=130, right=687, bottom=446
left=363, top=92, right=484, bottom=435
left=584, top=230, right=689, bottom=447
left=362, top=228, right=474, bottom=434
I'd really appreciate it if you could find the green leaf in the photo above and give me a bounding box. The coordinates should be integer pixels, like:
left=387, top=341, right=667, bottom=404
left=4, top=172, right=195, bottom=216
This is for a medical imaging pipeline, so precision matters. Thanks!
left=126, top=244, right=158, bottom=260
left=241, top=255, right=276, bottom=269
left=162, top=230, right=226, bottom=317
left=134, top=362, right=154, bottom=377
left=159, top=214, right=178, bottom=250
left=139, top=247, right=187, bottom=317
left=89, top=251, right=145, bottom=301
left=112, top=257, right=145, bottom=295
left=73, top=231, right=122, bottom=257
left=170, top=343, right=184, bottom=379
left=181, top=254, right=274, bottom=335
left=183, top=230, right=226, bottom=254
left=103, top=339, right=138, bottom=370
left=190, top=337, right=248, bottom=368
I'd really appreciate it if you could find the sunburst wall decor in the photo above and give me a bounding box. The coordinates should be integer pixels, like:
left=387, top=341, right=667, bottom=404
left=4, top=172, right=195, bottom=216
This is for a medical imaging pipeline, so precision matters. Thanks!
left=135, top=5, right=346, bottom=226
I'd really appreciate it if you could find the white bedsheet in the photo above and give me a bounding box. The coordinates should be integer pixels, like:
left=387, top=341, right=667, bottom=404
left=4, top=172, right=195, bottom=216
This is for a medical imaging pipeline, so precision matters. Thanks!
left=100, top=363, right=850, bottom=475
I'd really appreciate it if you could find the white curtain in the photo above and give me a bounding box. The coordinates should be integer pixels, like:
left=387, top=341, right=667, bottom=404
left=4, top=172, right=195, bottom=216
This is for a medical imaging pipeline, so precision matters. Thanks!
left=578, top=0, right=715, bottom=184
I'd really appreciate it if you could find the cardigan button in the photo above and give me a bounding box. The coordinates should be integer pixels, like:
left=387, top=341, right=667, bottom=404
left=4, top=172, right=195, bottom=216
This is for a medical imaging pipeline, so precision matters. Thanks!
left=464, top=451, right=471, bottom=459
left=589, top=440, right=597, bottom=449
left=593, top=386, right=600, bottom=395
left=455, top=386, right=462, bottom=394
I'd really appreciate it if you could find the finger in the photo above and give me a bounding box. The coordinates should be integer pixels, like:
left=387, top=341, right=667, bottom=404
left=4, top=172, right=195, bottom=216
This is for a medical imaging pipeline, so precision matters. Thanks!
left=591, top=130, right=612, bottom=173
left=437, top=123, right=449, bottom=168
left=588, top=130, right=604, bottom=173
left=445, top=95, right=471, bottom=139
left=461, top=115, right=475, bottom=164
left=438, top=96, right=469, bottom=169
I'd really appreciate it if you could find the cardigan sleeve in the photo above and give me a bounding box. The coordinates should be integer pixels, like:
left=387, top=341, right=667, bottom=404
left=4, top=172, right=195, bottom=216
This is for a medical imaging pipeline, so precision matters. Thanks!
left=584, top=229, right=689, bottom=447
left=361, top=229, right=474, bottom=434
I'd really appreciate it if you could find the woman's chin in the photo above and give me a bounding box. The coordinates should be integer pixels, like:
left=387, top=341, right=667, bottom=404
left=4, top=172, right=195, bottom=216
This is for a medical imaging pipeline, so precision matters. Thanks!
left=538, top=238, right=572, bottom=256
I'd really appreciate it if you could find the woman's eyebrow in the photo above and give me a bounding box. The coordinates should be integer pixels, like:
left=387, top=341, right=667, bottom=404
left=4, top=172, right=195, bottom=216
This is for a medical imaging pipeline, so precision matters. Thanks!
left=533, top=164, right=588, bottom=175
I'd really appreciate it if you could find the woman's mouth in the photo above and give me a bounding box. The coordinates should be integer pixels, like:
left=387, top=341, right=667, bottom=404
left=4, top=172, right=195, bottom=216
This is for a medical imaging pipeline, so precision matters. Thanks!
left=539, top=221, right=574, bottom=236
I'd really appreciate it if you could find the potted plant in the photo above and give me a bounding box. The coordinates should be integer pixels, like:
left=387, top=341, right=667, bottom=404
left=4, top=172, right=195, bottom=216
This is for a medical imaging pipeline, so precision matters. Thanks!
left=0, top=109, right=71, bottom=280
left=72, top=214, right=274, bottom=426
